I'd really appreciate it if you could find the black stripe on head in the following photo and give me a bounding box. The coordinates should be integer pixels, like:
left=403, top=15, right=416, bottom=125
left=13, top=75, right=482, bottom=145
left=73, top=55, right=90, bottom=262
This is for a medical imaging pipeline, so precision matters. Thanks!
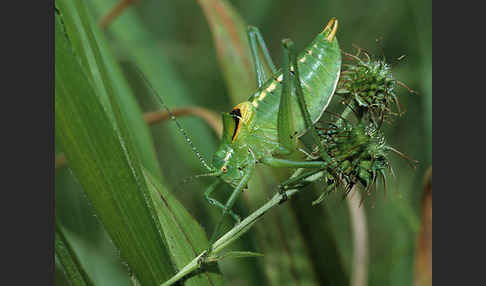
left=230, top=108, right=242, bottom=141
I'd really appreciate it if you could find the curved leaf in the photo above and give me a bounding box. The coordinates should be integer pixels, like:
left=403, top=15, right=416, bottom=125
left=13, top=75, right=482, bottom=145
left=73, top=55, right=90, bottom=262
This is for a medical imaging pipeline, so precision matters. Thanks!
left=56, top=0, right=162, bottom=180
left=55, top=11, right=175, bottom=285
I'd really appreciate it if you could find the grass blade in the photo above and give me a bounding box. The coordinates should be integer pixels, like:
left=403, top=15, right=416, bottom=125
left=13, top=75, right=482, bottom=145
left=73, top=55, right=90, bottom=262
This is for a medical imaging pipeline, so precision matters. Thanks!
left=55, top=10, right=175, bottom=285
left=55, top=0, right=162, bottom=181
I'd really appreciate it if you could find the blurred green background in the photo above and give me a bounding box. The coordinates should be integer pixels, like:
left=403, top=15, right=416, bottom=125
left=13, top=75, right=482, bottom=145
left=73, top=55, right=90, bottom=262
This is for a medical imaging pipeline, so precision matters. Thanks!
left=55, top=0, right=431, bottom=285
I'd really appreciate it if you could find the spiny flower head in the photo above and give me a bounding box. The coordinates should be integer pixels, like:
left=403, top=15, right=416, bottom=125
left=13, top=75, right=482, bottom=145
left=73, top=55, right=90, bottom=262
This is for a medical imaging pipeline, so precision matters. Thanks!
left=336, top=51, right=405, bottom=124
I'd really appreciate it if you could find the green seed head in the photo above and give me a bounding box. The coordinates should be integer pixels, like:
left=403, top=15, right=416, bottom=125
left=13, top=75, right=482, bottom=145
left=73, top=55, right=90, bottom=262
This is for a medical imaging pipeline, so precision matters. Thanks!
left=337, top=51, right=404, bottom=124
left=312, top=121, right=392, bottom=202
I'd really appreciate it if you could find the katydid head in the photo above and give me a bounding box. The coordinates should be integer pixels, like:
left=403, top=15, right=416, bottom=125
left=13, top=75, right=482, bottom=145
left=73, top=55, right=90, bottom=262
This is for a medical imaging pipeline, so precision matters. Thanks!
left=212, top=102, right=255, bottom=186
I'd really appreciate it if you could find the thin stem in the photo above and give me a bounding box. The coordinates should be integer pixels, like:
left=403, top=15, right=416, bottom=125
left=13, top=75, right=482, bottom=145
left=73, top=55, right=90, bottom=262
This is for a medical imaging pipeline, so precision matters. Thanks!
left=159, top=252, right=207, bottom=286
left=160, top=171, right=320, bottom=286
left=346, top=187, right=368, bottom=286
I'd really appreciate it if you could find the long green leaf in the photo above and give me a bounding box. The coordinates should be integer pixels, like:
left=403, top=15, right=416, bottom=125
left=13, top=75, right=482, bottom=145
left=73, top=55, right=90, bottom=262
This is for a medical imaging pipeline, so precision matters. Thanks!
left=55, top=11, right=175, bottom=285
left=144, top=168, right=224, bottom=286
left=56, top=0, right=162, bottom=181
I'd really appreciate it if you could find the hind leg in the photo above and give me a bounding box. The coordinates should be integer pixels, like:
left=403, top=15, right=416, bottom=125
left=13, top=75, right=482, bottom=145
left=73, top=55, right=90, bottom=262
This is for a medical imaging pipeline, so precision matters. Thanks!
left=247, top=26, right=278, bottom=87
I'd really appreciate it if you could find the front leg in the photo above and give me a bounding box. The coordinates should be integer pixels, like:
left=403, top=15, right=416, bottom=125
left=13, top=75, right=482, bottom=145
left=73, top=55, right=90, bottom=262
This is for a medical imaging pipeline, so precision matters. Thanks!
left=204, top=180, right=241, bottom=223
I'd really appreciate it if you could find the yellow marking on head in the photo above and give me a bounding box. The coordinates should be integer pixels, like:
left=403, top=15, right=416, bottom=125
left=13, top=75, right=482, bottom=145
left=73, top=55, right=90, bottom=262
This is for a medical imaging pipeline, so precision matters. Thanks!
left=299, top=56, right=307, bottom=63
left=230, top=101, right=255, bottom=142
left=322, top=18, right=338, bottom=42
left=266, top=82, right=277, bottom=92
left=277, top=74, right=283, bottom=82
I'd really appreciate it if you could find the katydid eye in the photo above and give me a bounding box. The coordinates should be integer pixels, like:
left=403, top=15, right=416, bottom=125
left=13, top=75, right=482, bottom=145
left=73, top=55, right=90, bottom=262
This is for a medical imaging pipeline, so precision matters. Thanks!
left=221, top=166, right=228, bottom=173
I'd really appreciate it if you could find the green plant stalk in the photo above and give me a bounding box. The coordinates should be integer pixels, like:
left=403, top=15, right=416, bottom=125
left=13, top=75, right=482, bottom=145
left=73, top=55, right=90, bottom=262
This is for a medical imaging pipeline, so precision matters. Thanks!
left=160, top=170, right=320, bottom=286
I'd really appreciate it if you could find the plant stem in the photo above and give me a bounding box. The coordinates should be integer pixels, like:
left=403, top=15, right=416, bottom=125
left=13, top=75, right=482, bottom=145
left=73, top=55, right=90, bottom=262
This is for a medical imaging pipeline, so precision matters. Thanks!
left=160, top=171, right=321, bottom=286
left=346, top=187, right=368, bottom=286
left=159, top=252, right=207, bottom=286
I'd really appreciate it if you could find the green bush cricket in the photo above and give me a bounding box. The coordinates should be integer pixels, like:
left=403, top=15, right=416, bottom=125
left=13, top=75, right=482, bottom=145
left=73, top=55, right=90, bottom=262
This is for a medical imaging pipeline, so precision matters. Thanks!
left=150, top=18, right=342, bottom=247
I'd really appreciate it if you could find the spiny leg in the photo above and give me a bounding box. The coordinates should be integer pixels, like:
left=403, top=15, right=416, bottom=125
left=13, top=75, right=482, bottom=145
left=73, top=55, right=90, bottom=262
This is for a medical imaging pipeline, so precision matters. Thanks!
left=204, top=180, right=241, bottom=223
left=247, top=26, right=278, bottom=88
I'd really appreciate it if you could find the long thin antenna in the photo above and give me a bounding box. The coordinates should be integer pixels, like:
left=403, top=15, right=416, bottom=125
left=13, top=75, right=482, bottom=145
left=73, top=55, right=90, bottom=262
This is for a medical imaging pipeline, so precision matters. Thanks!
left=134, top=66, right=214, bottom=171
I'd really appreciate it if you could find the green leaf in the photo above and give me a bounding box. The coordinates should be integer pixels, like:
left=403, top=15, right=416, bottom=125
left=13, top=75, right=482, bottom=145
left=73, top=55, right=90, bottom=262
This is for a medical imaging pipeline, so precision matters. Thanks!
left=143, top=168, right=224, bottom=286
left=197, top=0, right=256, bottom=103
left=55, top=0, right=162, bottom=181
left=55, top=10, right=175, bottom=285
left=55, top=222, right=94, bottom=286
